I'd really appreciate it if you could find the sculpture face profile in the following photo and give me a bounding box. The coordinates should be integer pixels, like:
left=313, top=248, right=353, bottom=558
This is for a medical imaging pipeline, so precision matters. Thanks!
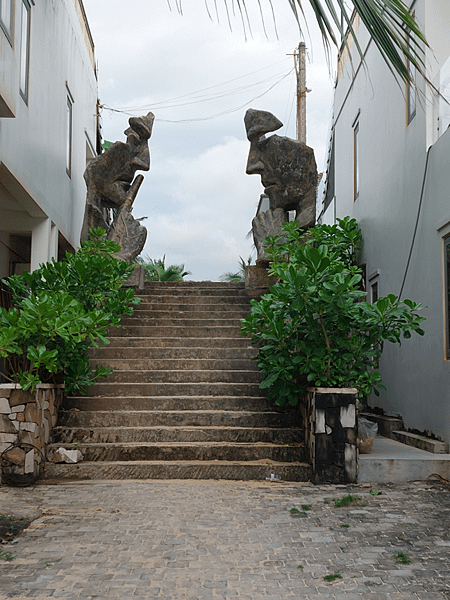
left=244, top=108, right=317, bottom=229
left=81, top=113, right=154, bottom=263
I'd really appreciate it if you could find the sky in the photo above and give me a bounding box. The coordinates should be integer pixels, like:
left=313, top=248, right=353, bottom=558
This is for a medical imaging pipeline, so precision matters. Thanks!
left=81, top=0, right=336, bottom=281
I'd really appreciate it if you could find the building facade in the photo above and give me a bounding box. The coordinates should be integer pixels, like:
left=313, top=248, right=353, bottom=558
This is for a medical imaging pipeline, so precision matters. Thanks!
left=319, top=0, right=450, bottom=443
left=0, top=0, right=98, bottom=277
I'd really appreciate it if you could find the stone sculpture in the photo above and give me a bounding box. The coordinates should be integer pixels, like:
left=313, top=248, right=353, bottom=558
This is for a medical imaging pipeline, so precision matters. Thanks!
left=244, top=108, right=317, bottom=265
left=81, top=112, right=155, bottom=263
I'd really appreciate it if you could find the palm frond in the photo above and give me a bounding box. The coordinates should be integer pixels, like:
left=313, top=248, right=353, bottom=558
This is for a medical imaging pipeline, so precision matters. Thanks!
left=173, top=0, right=430, bottom=87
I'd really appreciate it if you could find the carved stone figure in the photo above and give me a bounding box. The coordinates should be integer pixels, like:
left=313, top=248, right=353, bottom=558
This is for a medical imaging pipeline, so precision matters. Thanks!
left=81, top=112, right=154, bottom=263
left=244, top=108, right=317, bottom=265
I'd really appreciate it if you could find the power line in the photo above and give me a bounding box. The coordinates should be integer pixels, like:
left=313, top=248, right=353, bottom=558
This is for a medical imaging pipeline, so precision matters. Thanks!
left=102, top=68, right=295, bottom=123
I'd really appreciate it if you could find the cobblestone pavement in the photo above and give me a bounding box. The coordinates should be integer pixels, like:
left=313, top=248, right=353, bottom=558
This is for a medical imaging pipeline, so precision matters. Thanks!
left=0, top=479, right=449, bottom=599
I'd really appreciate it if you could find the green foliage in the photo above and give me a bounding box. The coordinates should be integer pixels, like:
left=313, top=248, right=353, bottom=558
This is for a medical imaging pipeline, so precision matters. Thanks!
left=136, top=255, right=191, bottom=282
left=0, top=228, right=140, bottom=395
left=393, top=551, right=412, bottom=564
left=332, top=494, right=365, bottom=508
left=241, top=218, right=425, bottom=406
left=220, top=256, right=250, bottom=283
left=324, top=572, right=342, bottom=582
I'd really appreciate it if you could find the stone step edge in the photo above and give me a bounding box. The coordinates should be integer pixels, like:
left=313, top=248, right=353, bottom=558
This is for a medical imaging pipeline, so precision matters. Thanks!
left=392, top=430, right=449, bottom=454
left=58, top=409, right=289, bottom=416
left=47, top=441, right=304, bottom=449
left=42, top=460, right=312, bottom=482
left=65, top=395, right=267, bottom=401
left=52, top=425, right=303, bottom=431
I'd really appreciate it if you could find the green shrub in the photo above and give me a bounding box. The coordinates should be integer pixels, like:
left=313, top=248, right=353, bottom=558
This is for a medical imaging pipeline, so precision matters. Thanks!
left=240, top=218, right=425, bottom=405
left=0, top=228, right=140, bottom=395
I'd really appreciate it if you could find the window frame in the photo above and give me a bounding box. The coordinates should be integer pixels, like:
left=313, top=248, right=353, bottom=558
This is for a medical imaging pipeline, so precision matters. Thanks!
left=19, top=0, right=31, bottom=103
left=65, top=86, right=74, bottom=177
left=353, top=113, right=360, bottom=201
left=444, top=235, right=450, bottom=360
left=0, top=0, right=14, bottom=45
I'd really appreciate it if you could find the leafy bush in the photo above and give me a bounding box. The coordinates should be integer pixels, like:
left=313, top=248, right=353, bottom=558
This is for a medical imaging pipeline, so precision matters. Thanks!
left=240, top=218, right=425, bottom=405
left=0, top=228, right=140, bottom=395
left=136, top=255, right=190, bottom=282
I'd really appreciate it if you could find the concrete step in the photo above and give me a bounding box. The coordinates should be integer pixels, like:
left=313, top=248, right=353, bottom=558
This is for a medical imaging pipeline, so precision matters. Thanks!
left=107, top=326, right=245, bottom=338
left=89, top=347, right=257, bottom=360
left=143, top=282, right=245, bottom=290
left=137, top=295, right=251, bottom=305
left=47, top=441, right=307, bottom=463
left=58, top=410, right=302, bottom=429
left=139, top=288, right=249, bottom=297
left=358, top=436, right=450, bottom=483
left=51, top=425, right=304, bottom=444
left=104, top=337, right=252, bottom=348
left=119, top=317, right=246, bottom=328
left=88, top=359, right=258, bottom=371
left=64, top=396, right=272, bottom=412
left=86, top=382, right=265, bottom=397
left=392, top=430, right=449, bottom=454
left=128, top=309, right=250, bottom=319
left=42, top=460, right=312, bottom=482
left=103, top=370, right=263, bottom=384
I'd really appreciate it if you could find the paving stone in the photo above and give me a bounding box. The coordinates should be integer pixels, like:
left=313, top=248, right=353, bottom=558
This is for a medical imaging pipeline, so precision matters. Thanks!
left=0, top=480, right=449, bottom=599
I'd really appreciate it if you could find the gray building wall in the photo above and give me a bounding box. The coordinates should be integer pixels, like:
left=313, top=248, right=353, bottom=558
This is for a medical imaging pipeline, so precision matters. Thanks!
left=323, top=0, right=450, bottom=443
left=0, top=0, right=97, bottom=276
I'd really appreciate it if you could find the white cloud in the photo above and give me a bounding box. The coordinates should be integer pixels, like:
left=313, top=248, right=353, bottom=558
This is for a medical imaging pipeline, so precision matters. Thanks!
left=82, top=0, right=335, bottom=280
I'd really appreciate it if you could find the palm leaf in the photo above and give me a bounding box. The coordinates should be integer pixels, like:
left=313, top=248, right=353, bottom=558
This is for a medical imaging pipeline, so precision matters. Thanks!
left=172, top=0, right=429, bottom=86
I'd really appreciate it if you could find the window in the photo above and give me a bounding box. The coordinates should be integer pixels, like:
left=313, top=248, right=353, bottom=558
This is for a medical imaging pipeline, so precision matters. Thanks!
left=0, top=0, right=13, bottom=44
left=371, top=281, right=378, bottom=304
left=353, top=118, right=359, bottom=201
left=66, top=89, right=73, bottom=176
left=445, top=237, right=450, bottom=359
left=19, top=0, right=31, bottom=103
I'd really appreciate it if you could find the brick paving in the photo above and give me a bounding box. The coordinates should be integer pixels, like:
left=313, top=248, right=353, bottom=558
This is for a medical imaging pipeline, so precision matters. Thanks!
left=0, top=479, right=449, bottom=599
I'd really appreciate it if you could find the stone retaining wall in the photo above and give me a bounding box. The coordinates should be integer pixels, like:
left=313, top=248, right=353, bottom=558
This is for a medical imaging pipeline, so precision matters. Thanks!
left=0, top=384, right=63, bottom=479
left=303, top=387, right=358, bottom=484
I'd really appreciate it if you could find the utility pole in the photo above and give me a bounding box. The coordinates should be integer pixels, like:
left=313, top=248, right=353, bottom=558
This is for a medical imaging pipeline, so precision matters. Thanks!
left=289, top=43, right=308, bottom=143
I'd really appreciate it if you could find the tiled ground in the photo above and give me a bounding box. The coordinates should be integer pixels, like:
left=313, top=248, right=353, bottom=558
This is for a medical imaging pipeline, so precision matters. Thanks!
left=0, top=479, right=449, bottom=599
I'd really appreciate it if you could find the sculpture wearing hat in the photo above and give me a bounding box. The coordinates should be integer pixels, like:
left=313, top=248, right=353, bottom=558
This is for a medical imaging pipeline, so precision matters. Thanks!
left=244, top=108, right=317, bottom=264
left=81, top=112, right=154, bottom=263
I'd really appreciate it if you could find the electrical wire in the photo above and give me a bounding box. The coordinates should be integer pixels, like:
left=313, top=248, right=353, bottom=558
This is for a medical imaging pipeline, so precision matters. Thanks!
left=398, top=145, right=431, bottom=299
left=102, top=68, right=295, bottom=122
left=108, top=58, right=291, bottom=113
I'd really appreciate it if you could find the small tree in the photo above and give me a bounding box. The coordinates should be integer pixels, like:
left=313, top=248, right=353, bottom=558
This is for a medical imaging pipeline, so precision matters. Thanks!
left=0, top=228, right=140, bottom=395
left=241, top=218, right=425, bottom=405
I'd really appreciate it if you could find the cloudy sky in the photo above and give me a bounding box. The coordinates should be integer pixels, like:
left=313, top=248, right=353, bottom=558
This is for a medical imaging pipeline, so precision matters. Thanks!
left=82, top=0, right=336, bottom=281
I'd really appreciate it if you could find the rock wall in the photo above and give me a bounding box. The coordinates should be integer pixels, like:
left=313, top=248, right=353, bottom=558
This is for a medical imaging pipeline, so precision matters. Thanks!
left=303, top=387, right=358, bottom=484
left=0, top=385, right=63, bottom=480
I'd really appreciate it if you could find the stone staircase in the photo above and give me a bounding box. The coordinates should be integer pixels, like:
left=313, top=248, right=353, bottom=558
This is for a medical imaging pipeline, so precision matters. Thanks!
left=43, top=281, right=311, bottom=481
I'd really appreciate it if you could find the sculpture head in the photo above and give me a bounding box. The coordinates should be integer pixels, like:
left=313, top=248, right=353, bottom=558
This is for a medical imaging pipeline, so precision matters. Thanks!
left=244, top=109, right=317, bottom=216
left=84, top=112, right=155, bottom=209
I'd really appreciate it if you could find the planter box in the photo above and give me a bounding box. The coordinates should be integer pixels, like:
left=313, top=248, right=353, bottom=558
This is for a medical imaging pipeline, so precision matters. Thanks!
left=0, top=384, right=63, bottom=483
left=303, top=387, right=358, bottom=484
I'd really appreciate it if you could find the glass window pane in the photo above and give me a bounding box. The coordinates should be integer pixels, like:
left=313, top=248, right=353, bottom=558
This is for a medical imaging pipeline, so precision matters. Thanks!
left=19, top=1, right=30, bottom=101
left=0, top=0, right=13, bottom=42
left=66, top=96, right=73, bottom=176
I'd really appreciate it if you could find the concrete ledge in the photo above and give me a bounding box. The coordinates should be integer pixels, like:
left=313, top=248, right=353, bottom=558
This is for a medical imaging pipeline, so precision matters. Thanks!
left=393, top=430, right=449, bottom=454
left=358, top=436, right=450, bottom=483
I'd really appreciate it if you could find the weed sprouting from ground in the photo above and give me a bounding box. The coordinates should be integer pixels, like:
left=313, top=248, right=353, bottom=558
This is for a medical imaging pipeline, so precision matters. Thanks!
left=393, top=551, right=412, bottom=564
left=324, top=572, right=342, bottom=582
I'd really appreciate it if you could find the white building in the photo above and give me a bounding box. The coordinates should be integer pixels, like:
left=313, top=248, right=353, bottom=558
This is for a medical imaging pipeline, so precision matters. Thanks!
left=319, top=0, right=450, bottom=444
left=0, top=0, right=98, bottom=277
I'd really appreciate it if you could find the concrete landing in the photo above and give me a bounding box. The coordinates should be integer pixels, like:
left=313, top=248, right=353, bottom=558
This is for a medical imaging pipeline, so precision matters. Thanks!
left=358, top=435, right=450, bottom=483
